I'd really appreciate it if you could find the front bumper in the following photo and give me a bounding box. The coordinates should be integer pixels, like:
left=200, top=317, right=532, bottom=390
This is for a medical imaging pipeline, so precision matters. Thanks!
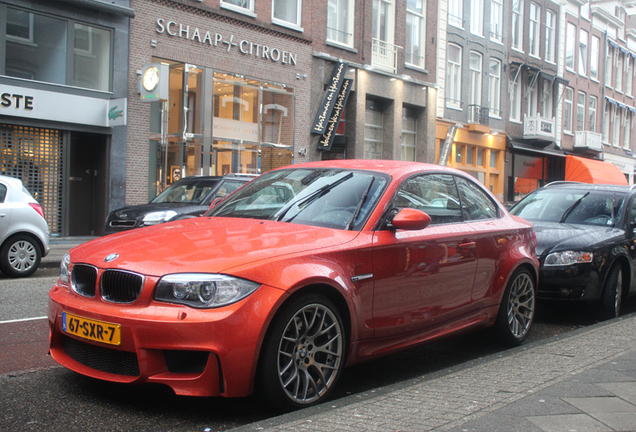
left=48, top=281, right=286, bottom=397
left=538, top=263, right=602, bottom=301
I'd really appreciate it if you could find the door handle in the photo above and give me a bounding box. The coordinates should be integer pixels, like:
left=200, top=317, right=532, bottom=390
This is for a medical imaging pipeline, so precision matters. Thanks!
left=459, top=241, right=476, bottom=249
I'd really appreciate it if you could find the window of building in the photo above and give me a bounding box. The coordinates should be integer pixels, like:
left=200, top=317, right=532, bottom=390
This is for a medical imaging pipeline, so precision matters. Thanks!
left=221, top=0, right=255, bottom=16
left=3, top=7, right=112, bottom=92
left=469, top=51, right=482, bottom=122
left=603, top=101, right=611, bottom=143
left=623, top=110, right=631, bottom=149
left=578, top=29, right=588, bottom=77
left=527, top=79, right=538, bottom=116
left=626, top=55, right=633, bottom=97
left=448, top=0, right=462, bottom=28
left=590, top=35, right=600, bottom=81
left=446, top=43, right=462, bottom=109
left=272, top=0, right=302, bottom=30
left=490, top=0, right=503, bottom=43
left=529, top=3, right=540, bottom=58
left=364, top=99, right=384, bottom=159
left=541, top=79, right=553, bottom=118
left=616, top=53, right=623, bottom=93
left=510, top=76, right=521, bottom=122
left=470, top=0, right=483, bottom=37
left=576, top=92, right=585, bottom=131
left=511, top=0, right=523, bottom=51
left=488, top=58, right=501, bottom=118
left=589, top=95, right=597, bottom=133
left=612, top=105, right=620, bottom=146
left=563, top=87, right=573, bottom=133
left=565, top=23, right=576, bottom=71
left=401, top=107, right=417, bottom=161
left=545, top=10, right=556, bottom=63
left=405, top=0, right=426, bottom=69
left=373, top=0, right=395, bottom=44
left=327, top=0, right=354, bottom=46
left=581, top=1, right=590, bottom=20
left=606, top=44, right=614, bottom=87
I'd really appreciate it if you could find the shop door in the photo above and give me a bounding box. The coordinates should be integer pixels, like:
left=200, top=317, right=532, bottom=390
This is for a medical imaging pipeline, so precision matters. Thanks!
left=68, top=133, right=108, bottom=236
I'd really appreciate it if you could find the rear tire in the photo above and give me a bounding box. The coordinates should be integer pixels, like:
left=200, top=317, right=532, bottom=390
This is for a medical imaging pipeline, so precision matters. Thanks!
left=599, top=265, right=622, bottom=321
left=495, top=267, right=536, bottom=346
left=0, top=234, right=41, bottom=278
left=258, top=294, right=345, bottom=412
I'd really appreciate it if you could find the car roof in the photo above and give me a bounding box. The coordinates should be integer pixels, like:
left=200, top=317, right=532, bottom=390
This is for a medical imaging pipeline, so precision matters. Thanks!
left=542, top=181, right=633, bottom=194
left=0, top=175, right=23, bottom=188
left=275, top=159, right=463, bottom=178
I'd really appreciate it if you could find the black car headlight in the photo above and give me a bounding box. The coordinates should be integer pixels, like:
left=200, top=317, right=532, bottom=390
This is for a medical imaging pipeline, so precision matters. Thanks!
left=154, top=274, right=261, bottom=308
left=544, top=251, right=593, bottom=266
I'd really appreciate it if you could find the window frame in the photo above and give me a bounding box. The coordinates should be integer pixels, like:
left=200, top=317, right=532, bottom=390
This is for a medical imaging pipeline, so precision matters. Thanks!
left=220, top=0, right=256, bottom=17
left=529, top=2, right=540, bottom=58
left=405, top=0, right=426, bottom=69
left=590, top=35, right=600, bottom=81
left=565, top=22, right=576, bottom=72
left=576, top=91, right=586, bottom=131
left=563, top=87, right=573, bottom=134
left=578, top=29, right=588, bottom=77
left=545, top=9, right=556, bottom=63
left=490, top=0, right=503, bottom=43
left=448, top=0, right=463, bottom=29
left=326, top=0, right=354, bottom=47
left=616, top=52, right=623, bottom=93
left=272, top=0, right=303, bottom=31
left=589, top=95, right=597, bottom=133
left=446, top=43, right=463, bottom=110
left=510, top=75, right=521, bottom=122
left=488, top=58, right=501, bottom=118
left=469, top=51, right=482, bottom=120
left=470, top=0, right=484, bottom=37
left=511, top=0, right=523, bottom=52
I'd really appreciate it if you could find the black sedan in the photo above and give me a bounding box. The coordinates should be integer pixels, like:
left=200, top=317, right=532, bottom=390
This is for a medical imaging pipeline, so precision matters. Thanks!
left=510, top=182, right=636, bottom=319
left=105, top=174, right=254, bottom=233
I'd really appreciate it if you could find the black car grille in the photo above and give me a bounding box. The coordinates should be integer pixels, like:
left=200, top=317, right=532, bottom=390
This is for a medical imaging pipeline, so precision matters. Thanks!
left=109, top=220, right=136, bottom=228
left=71, top=265, right=97, bottom=297
left=63, top=336, right=140, bottom=377
left=101, top=270, right=144, bottom=303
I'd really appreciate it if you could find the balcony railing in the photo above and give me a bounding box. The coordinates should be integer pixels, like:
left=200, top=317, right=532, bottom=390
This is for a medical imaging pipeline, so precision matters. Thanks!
left=372, top=38, right=402, bottom=74
left=523, top=114, right=555, bottom=140
left=468, top=105, right=490, bottom=126
left=574, top=131, right=603, bottom=152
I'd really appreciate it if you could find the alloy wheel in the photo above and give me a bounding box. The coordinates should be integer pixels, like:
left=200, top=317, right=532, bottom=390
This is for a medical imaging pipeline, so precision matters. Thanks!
left=507, top=272, right=535, bottom=339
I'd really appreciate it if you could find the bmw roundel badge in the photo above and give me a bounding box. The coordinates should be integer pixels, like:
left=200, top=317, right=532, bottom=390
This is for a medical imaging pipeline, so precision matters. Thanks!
left=104, top=253, right=119, bottom=263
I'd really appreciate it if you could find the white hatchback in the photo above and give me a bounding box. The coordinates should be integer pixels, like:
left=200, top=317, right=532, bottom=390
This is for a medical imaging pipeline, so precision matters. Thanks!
left=0, top=175, right=50, bottom=277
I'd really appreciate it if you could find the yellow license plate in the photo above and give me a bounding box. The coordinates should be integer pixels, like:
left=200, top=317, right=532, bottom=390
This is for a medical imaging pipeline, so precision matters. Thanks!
left=62, top=312, right=121, bottom=346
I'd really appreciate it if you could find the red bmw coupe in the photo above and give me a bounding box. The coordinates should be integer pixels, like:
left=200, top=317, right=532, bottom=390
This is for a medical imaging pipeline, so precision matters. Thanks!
left=49, top=160, right=538, bottom=410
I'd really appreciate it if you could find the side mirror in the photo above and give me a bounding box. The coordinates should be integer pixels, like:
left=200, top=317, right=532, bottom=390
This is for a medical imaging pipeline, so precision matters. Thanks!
left=391, top=208, right=431, bottom=231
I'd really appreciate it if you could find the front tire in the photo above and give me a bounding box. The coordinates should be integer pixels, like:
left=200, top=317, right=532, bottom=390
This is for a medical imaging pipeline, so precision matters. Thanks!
left=495, top=268, right=536, bottom=346
left=259, top=294, right=345, bottom=411
left=0, top=235, right=41, bottom=278
left=599, top=264, right=622, bottom=320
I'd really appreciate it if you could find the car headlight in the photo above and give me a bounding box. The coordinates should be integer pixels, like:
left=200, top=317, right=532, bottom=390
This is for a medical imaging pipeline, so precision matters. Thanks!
left=154, top=274, right=261, bottom=308
left=544, top=251, right=593, bottom=266
left=60, top=253, right=71, bottom=284
left=143, top=210, right=178, bottom=225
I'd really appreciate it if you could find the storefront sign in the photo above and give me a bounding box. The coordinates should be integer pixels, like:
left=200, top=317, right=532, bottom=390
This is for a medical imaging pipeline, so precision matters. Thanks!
left=438, top=125, right=458, bottom=166
left=213, top=117, right=259, bottom=142
left=311, top=62, right=348, bottom=135
left=317, top=78, right=351, bottom=151
left=513, top=154, right=544, bottom=179
left=1, top=84, right=126, bottom=127
left=155, top=19, right=298, bottom=66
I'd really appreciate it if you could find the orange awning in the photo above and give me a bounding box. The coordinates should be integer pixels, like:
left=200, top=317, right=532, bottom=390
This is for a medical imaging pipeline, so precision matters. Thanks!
left=564, top=155, right=628, bottom=185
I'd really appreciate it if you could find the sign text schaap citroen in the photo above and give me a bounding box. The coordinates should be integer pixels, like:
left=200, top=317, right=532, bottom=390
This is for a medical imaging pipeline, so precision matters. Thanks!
left=155, top=19, right=298, bottom=66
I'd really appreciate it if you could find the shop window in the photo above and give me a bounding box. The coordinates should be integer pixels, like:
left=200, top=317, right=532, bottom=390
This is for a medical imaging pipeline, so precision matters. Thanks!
left=466, top=147, right=474, bottom=165
left=3, top=7, right=111, bottom=91
left=364, top=100, right=384, bottom=159
left=327, top=0, right=354, bottom=47
left=273, top=0, right=302, bottom=30
left=401, top=107, right=417, bottom=161
left=262, top=82, right=294, bottom=147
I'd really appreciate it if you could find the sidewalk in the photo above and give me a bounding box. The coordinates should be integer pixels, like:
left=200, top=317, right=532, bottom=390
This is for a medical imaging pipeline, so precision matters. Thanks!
left=232, top=314, right=636, bottom=432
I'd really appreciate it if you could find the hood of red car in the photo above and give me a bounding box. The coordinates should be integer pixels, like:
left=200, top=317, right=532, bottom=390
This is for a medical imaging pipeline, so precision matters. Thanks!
left=70, top=217, right=359, bottom=276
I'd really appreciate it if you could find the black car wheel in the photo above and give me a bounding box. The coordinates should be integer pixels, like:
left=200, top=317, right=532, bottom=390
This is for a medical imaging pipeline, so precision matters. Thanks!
left=259, top=294, right=345, bottom=411
left=495, top=267, right=536, bottom=346
left=0, top=234, right=41, bottom=278
left=599, top=265, right=622, bottom=320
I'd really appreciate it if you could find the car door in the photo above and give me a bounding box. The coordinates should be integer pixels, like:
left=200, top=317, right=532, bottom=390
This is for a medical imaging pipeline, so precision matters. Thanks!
left=454, top=176, right=507, bottom=307
left=372, top=173, right=479, bottom=338
left=0, top=181, right=11, bottom=241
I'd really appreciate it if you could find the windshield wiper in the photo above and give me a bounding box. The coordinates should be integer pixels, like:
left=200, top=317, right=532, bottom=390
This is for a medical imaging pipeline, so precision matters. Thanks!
left=559, top=192, right=589, bottom=223
left=345, top=178, right=375, bottom=230
left=275, top=172, right=354, bottom=222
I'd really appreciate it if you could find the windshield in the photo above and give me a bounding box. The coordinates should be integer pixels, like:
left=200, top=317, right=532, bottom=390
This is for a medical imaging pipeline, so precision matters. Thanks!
left=151, top=180, right=218, bottom=204
left=208, top=168, right=389, bottom=230
left=510, top=188, right=626, bottom=227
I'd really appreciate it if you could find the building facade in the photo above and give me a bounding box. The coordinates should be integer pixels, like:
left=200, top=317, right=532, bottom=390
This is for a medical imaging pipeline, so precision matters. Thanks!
left=0, top=0, right=132, bottom=236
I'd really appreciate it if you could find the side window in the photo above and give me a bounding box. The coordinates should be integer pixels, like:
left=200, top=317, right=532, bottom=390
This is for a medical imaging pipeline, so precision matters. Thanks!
left=0, top=184, right=6, bottom=202
left=393, top=174, right=463, bottom=225
left=456, top=177, right=499, bottom=220
left=215, top=180, right=244, bottom=199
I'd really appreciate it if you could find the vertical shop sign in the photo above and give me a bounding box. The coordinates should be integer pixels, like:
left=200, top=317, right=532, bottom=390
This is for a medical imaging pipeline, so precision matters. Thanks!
left=317, top=78, right=352, bottom=151
left=438, top=125, right=459, bottom=166
left=311, top=62, right=348, bottom=135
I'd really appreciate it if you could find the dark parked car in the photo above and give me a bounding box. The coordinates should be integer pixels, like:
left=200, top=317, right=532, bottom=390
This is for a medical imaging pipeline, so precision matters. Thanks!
left=510, top=181, right=636, bottom=319
left=105, top=174, right=255, bottom=233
